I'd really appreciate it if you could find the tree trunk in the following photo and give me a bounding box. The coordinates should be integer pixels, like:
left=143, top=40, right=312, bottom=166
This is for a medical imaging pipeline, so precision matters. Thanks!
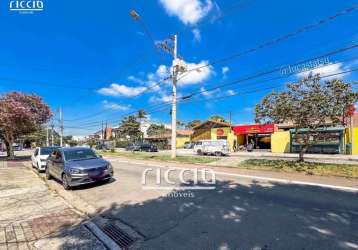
left=4, top=134, right=14, bottom=159
left=298, top=145, right=308, bottom=162
left=298, top=150, right=304, bottom=162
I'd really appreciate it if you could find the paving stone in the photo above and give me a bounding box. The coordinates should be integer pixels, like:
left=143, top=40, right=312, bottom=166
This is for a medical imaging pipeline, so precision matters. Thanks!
left=5, top=227, right=16, bottom=243
left=0, top=158, right=105, bottom=249
left=17, top=243, right=29, bottom=250
left=0, top=228, right=6, bottom=244
left=7, top=243, right=17, bottom=250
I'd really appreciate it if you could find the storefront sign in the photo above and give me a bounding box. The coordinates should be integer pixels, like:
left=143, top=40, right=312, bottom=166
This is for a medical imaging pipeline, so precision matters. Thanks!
left=216, top=128, right=225, bottom=136
left=233, top=124, right=275, bottom=135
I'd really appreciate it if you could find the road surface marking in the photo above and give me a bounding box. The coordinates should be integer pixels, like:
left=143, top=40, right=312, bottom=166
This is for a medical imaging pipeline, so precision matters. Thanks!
left=109, top=159, right=358, bottom=192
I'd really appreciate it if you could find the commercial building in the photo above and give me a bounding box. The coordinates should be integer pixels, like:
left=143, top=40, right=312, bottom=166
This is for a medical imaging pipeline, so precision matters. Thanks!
left=145, top=129, right=193, bottom=149
left=191, top=116, right=358, bottom=155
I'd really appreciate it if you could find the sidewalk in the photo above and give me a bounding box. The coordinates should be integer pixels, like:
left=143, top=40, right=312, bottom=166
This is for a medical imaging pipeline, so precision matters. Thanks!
left=0, top=160, right=106, bottom=250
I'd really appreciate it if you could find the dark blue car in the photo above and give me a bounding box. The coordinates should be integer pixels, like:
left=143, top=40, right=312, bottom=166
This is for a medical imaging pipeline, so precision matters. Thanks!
left=46, top=147, right=113, bottom=190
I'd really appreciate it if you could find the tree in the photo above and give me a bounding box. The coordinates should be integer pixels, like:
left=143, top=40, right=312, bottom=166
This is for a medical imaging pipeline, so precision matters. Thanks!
left=147, top=124, right=166, bottom=136
left=118, top=115, right=141, bottom=142
left=255, top=75, right=358, bottom=161
left=0, top=92, right=52, bottom=158
left=137, top=109, right=147, bottom=120
left=176, top=120, right=185, bottom=128
left=186, top=120, right=201, bottom=129
left=209, top=115, right=226, bottom=122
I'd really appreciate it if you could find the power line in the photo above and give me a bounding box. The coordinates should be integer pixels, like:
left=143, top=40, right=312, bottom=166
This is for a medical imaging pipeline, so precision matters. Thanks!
left=66, top=68, right=358, bottom=132
left=66, top=44, right=358, bottom=125
left=69, top=57, right=358, bottom=129
left=183, top=44, right=358, bottom=98
left=177, top=5, right=357, bottom=82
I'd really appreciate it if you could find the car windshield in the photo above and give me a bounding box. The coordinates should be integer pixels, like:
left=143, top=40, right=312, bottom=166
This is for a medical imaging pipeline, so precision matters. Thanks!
left=40, top=147, right=57, bottom=155
left=64, top=149, right=98, bottom=161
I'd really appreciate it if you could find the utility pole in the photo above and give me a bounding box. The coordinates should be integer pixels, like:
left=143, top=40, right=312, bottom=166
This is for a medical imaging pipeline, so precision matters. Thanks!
left=101, top=121, right=104, bottom=140
left=46, top=125, right=49, bottom=146
left=51, top=122, right=54, bottom=146
left=171, top=35, right=178, bottom=159
left=59, top=107, right=64, bottom=147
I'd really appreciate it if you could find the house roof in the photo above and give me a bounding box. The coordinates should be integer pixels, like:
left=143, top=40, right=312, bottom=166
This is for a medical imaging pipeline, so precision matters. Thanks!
left=145, top=129, right=193, bottom=140
left=193, top=120, right=231, bottom=130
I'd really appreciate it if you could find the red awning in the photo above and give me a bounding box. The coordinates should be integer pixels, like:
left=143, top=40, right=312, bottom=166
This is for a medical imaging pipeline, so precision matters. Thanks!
left=232, top=124, right=275, bottom=135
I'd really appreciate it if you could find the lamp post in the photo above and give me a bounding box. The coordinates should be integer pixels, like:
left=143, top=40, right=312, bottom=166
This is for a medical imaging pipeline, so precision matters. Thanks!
left=130, top=10, right=186, bottom=158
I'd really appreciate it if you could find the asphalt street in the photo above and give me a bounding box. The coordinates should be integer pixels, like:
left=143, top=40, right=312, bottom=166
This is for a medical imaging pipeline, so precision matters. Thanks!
left=42, top=157, right=358, bottom=250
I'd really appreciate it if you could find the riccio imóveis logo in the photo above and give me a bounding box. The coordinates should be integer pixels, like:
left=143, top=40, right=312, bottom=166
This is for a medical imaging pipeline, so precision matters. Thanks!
left=9, top=0, right=44, bottom=14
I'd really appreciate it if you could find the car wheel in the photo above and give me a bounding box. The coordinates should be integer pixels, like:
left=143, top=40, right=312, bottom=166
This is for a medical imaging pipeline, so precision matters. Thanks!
left=62, top=174, right=71, bottom=190
left=215, top=151, right=222, bottom=157
left=197, top=149, right=202, bottom=155
left=45, top=167, right=52, bottom=180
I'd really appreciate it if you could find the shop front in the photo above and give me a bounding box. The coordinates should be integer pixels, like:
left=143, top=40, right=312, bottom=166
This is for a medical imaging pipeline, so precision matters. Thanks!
left=290, top=127, right=346, bottom=154
left=232, top=124, right=276, bottom=150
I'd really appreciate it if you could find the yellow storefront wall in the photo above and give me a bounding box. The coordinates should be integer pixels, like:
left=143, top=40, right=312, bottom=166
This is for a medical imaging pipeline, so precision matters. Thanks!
left=176, top=137, right=190, bottom=148
left=271, top=131, right=290, bottom=153
left=210, top=127, right=235, bottom=151
left=191, top=128, right=211, bottom=141
left=352, top=127, right=358, bottom=155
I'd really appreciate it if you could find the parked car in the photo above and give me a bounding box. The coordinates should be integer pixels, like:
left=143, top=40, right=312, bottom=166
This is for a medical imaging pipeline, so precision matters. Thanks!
left=193, top=140, right=230, bottom=156
left=12, top=143, right=22, bottom=151
left=126, top=143, right=158, bottom=152
left=184, top=141, right=195, bottom=149
left=46, top=147, right=113, bottom=190
left=139, top=143, right=158, bottom=152
left=31, top=146, right=59, bottom=171
left=126, top=144, right=141, bottom=151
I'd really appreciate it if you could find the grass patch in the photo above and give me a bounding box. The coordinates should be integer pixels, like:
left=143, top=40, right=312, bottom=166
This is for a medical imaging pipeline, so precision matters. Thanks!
left=238, top=159, right=358, bottom=178
left=98, top=150, right=219, bottom=164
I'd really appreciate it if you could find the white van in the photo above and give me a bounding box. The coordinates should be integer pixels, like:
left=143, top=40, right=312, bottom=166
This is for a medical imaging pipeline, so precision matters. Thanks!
left=193, top=140, right=230, bottom=156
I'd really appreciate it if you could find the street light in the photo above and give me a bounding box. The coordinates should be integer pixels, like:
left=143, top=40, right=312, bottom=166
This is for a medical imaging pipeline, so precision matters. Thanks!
left=129, top=10, right=140, bottom=20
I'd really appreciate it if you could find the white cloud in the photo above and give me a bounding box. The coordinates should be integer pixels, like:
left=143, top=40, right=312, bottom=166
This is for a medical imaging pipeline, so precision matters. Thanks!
left=149, top=93, right=173, bottom=103
left=192, top=28, right=201, bottom=42
left=296, top=63, right=349, bottom=80
left=222, top=66, right=229, bottom=74
left=97, top=83, right=147, bottom=97
left=159, top=0, right=213, bottom=25
left=102, top=100, right=130, bottom=111
left=156, top=65, right=169, bottom=78
left=128, top=75, right=145, bottom=85
left=200, top=86, right=219, bottom=97
left=226, top=89, right=236, bottom=96
left=178, top=60, right=214, bottom=85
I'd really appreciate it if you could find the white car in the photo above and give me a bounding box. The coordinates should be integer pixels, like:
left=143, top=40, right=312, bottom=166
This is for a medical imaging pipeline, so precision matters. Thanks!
left=193, top=140, right=230, bottom=156
left=31, top=147, right=58, bottom=171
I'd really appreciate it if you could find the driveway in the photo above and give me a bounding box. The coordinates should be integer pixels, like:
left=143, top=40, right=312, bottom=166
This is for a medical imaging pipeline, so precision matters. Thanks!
left=42, top=156, right=358, bottom=250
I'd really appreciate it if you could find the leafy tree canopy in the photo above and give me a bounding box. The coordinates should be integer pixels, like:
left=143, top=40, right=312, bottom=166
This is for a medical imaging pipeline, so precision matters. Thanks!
left=0, top=92, right=52, bottom=158
left=255, top=75, right=358, bottom=161
left=147, top=124, right=166, bottom=136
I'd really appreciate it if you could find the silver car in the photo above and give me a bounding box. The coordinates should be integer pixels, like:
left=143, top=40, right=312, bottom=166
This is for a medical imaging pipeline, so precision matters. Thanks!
left=46, top=147, right=113, bottom=190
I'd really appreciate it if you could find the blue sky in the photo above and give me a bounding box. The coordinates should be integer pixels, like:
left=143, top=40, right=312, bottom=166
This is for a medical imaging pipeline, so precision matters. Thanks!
left=1, top=0, right=357, bottom=135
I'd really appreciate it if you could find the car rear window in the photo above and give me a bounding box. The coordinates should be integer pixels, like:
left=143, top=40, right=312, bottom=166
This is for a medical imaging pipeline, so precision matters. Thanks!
left=64, top=149, right=98, bottom=161
left=40, top=147, right=57, bottom=155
